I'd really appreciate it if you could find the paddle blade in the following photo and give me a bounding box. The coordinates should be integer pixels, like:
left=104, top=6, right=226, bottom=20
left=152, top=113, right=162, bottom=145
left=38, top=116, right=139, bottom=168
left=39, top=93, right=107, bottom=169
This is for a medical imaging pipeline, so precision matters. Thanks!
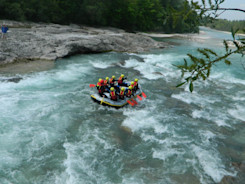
left=127, top=100, right=134, bottom=106
left=131, top=99, right=138, bottom=105
left=100, top=97, right=104, bottom=105
left=89, top=84, right=96, bottom=88
left=137, top=95, right=142, bottom=101
left=142, top=92, right=147, bottom=98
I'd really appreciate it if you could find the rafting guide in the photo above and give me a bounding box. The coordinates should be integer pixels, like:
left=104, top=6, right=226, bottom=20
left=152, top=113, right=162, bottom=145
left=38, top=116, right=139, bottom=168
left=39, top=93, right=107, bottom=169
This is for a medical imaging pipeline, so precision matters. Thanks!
left=90, top=74, right=147, bottom=108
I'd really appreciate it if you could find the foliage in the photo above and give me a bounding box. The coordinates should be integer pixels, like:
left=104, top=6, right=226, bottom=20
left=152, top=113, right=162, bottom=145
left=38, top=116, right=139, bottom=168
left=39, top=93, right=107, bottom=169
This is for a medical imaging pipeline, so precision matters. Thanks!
left=176, top=0, right=245, bottom=92
left=0, top=0, right=199, bottom=33
left=204, top=19, right=245, bottom=34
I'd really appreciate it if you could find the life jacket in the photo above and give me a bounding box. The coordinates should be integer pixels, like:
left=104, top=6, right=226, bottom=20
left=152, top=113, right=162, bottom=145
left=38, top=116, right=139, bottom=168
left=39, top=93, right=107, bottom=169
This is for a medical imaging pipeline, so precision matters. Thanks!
left=110, top=78, right=115, bottom=85
left=134, top=81, right=138, bottom=90
left=97, top=82, right=104, bottom=94
left=126, top=89, right=132, bottom=97
left=97, top=82, right=101, bottom=89
left=130, top=84, right=134, bottom=90
left=118, top=76, right=123, bottom=84
left=110, top=91, right=117, bottom=100
left=134, top=81, right=138, bottom=87
left=119, top=90, right=124, bottom=99
left=104, top=80, right=108, bottom=86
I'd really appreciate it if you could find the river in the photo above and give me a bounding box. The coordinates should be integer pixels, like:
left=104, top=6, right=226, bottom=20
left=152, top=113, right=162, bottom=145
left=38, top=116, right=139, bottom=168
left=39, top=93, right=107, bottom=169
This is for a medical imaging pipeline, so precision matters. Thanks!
left=0, top=27, right=244, bottom=184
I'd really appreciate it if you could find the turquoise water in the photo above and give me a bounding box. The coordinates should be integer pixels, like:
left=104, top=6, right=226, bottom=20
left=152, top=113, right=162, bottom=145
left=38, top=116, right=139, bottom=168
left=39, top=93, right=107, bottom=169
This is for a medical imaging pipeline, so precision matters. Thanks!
left=0, top=28, right=244, bottom=184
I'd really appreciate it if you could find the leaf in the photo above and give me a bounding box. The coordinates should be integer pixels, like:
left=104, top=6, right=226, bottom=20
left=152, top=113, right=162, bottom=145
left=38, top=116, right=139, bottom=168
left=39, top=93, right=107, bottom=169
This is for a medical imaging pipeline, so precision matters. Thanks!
left=223, top=40, right=229, bottom=52
left=200, top=72, right=206, bottom=80
left=207, top=68, right=210, bottom=77
left=201, top=0, right=205, bottom=6
left=197, top=49, right=209, bottom=59
left=200, top=10, right=205, bottom=17
left=172, top=64, right=183, bottom=69
left=176, top=82, right=186, bottom=88
left=189, top=81, right=194, bottom=92
left=233, top=41, right=240, bottom=49
left=231, top=27, right=239, bottom=40
left=187, top=54, right=199, bottom=64
left=184, top=59, right=188, bottom=68
left=224, top=60, right=231, bottom=65
left=200, top=59, right=205, bottom=65
left=192, top=76, right=197, bottom=81
left=181, top=70, right=185, bottom=78
left=231, top=27, right=235, bottom=40
left=204, top=48, right=217, bottom=56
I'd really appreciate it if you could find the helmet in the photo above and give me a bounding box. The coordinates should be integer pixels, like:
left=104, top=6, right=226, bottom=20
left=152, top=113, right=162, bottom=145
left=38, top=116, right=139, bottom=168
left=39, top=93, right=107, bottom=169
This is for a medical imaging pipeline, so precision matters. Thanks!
left=112, top=75, right=115, bottom=79
left=121, top=74, right=124, bottom=78
left=100, top=79, right=104, bottom=83
left=121, top=87, right=125, bottom=91
left=131, top=81, right=134, bottom=85
left=99, top=78, right=102, bottom=82
left=129, top=86, right=132, bottom=90
left=110, top=87, right=114, bottom=91
left=135, top=78, right=138, bottom=82
left=106, top=77, right=109, bottom=81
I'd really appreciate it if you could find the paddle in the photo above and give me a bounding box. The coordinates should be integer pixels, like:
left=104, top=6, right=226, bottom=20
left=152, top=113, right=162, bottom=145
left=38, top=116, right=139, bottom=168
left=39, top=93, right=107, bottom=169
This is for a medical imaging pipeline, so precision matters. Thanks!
left=137, top=95, right=142, bottom=101
left=127, top=100, right=134, bottom=106
left=131, top=99, right=138, bottom=105
left=89, top=84, right=96, bottom=88
left=100, top=96, right=104, bottom=105
left=142, top=92, right=147, bottom=98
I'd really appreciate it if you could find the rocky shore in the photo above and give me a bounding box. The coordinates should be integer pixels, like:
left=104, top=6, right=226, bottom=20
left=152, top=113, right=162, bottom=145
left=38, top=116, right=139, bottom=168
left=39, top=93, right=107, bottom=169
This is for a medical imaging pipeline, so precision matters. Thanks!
left=0, top=20, right=167, bottom=66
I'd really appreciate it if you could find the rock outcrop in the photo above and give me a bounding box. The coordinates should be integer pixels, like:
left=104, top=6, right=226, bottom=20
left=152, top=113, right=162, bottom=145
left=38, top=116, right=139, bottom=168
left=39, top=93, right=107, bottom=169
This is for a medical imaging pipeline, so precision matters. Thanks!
left=0, top=21, right=167, bottom=65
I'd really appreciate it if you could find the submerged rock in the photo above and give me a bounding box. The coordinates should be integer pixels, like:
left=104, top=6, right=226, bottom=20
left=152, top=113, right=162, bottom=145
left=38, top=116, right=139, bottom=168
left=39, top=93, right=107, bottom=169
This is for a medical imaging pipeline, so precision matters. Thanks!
left=0, top=20, right=167, bottom=65
left=219, top=162, right=245, bottom=184
left=153, top=72, right=163, bottom=75
left=120, top=125, right=133, bottom=134
left=0, top=77, right=23, bottom=83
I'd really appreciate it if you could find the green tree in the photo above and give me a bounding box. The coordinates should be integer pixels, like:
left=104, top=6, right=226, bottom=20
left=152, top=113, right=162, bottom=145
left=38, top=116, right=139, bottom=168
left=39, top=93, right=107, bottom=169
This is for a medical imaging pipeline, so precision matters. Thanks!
left=0, top=0, right=200, bottom=33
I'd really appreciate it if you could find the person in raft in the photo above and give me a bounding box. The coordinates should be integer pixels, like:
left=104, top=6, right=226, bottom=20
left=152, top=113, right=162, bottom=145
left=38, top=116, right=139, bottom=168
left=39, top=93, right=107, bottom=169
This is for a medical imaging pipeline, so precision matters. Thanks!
left=97, top=79, right=105, bottom=97
left=133, top=78, right=139, bottom=91
left=119, top=87, right=125, bottom=100
left=129, top=81, right=135, bottom=95
left=104, top=77, right=110, bottom=92
left=109, top=75, right=116, bottom=88
left=1, top=24, right=8, bottom=39
left=110, top=87, right=117, bottom=101
left=125, top=86, right=133, bottom=98
left=117, top=74, right=128, bottom=86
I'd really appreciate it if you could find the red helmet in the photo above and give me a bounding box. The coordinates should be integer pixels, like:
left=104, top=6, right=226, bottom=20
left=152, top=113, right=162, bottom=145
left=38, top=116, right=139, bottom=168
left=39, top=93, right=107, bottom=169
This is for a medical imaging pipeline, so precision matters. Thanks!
left=100, top=79, right=104, bottom=84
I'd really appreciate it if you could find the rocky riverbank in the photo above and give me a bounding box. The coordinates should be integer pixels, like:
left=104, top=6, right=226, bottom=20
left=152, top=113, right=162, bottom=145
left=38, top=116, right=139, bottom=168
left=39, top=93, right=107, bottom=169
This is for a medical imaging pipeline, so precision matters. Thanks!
left=0, top=20, right=167, bottom=66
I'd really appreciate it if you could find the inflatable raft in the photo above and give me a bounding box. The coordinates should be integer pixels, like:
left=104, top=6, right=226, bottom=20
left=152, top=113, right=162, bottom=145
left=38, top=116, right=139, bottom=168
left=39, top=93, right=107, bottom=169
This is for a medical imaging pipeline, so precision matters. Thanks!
left=91, top=85, right=143, bottom=108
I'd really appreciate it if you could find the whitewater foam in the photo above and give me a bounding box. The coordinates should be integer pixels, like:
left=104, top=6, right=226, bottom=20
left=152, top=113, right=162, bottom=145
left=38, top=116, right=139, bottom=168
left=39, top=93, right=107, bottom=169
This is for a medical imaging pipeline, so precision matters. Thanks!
left=191, top=145, right=236, bottom=183
left=192, top=109, right=230, bottom=127
left=122, top=107, right=167, bottom=134
left=228, top=104, right=245, bottom=121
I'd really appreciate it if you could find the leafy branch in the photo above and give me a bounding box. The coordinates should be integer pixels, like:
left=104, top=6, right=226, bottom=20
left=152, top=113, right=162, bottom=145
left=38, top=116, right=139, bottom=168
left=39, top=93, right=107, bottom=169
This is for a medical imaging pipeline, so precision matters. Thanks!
left=175, top=28, right=245, bottom=92
left=175, top=0, right=245, bottom=92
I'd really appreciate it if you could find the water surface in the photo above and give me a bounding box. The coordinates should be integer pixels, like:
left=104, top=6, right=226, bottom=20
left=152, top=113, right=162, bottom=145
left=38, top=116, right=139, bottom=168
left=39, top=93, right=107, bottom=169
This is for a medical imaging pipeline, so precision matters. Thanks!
left=0, top=27, right=244, bottom=184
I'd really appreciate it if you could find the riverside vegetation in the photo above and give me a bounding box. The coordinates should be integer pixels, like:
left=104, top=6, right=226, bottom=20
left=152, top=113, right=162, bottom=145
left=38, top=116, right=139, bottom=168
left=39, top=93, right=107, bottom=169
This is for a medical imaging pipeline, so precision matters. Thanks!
left=0, top=0, right=199, bottom=33
left=204, top=19, right=245, bottom=34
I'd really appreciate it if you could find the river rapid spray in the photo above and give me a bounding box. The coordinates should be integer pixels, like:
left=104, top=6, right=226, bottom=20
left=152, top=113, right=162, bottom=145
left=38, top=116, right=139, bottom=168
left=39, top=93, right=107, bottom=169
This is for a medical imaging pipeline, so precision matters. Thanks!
left=0, top=27, right=244, bottom=184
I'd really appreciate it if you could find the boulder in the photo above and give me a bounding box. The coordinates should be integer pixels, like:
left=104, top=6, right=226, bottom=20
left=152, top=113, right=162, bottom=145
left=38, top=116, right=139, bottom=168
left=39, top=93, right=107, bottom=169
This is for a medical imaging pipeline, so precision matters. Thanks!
left=0, top=20, right=167, bottom=65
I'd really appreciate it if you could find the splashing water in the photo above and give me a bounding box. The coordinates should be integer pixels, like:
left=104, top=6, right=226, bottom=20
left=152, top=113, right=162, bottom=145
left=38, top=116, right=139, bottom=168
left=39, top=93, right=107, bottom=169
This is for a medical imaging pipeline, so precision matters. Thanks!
left=0, top=27, right=244, bottom=184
